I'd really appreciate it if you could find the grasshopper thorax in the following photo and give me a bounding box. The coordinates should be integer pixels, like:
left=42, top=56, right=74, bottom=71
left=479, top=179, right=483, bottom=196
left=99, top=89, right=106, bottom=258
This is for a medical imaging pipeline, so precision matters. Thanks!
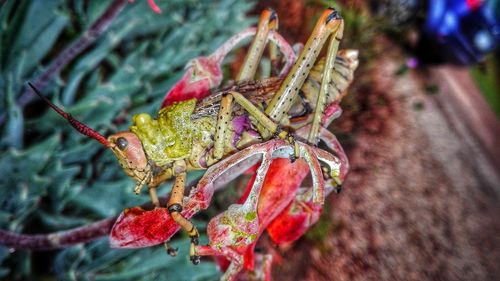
left=129, top=99, right=200, bottom=166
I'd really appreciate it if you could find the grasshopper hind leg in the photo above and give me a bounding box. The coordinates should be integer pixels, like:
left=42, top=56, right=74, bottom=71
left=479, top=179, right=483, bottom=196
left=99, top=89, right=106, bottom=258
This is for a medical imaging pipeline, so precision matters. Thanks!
left=209, top=8, right=279, bottom=164
left=263, top=9, right=344, bottom=143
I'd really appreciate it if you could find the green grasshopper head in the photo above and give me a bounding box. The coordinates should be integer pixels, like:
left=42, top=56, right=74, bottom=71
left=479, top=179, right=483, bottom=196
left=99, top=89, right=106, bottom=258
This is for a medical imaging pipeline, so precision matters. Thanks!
left=28, top=83, right=152, bottom=193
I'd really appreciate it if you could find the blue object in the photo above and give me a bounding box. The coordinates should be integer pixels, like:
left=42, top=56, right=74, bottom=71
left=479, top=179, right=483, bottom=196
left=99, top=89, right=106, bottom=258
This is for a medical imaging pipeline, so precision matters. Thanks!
left=423, top=0, right=500, bottom=64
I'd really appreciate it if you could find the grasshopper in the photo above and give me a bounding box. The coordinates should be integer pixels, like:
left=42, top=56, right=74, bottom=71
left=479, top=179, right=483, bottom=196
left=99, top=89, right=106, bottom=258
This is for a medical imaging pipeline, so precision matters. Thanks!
left=30, top=7, right=357, bottom=275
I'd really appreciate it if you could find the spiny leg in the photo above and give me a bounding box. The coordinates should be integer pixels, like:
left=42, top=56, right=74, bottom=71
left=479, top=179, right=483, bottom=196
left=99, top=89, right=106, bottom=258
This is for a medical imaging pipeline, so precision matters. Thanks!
left=166, top=170, right=200, bottom=264
left=307, top=143, right=344, bottom=202
left=163, top=241, right=178, bottom=257
left=207, top=16, right=294, bottom=78
left=269, top=39, right=280, bottom=76
left=147, top=168, right=174, bottom=208
left=210, top=94, right=234, bottom=164
left=287, top=49, right=359, bottom=130
left=299, top=144, right=326, bottom=203
left=230, top=91, right=288, bottom=140
left=318, top=127, right=348, bottom=193
left=241, top=151, right=273, bottom=211
left=230, top=92, right=298, bottom=166
left=210, top=9, right=278, bottom=163
left=253, top=253, right=273, bottom=281
left=207, top=94, right=281, bottom=167
left=200, top=151, right=274, bottom=259
left=286, top=140, right=342, bottom=205
left=264, top=8, right=343, bottom=127
left=148, top=187, right=160, bottom=208
left=197, top=246, right=244, bottom=281
left=209, top=9, right=343, bottom=203
left=221, top=258, right=244, bottom=281
left=236, top=8, right=278, bottom=82
left=307, top=20, right=344, bottom=144
left=296, top=124, right=349, bottom=193
left=292, top=123, right=347, bottom=200
left=229, top=90, right=301, bottom=159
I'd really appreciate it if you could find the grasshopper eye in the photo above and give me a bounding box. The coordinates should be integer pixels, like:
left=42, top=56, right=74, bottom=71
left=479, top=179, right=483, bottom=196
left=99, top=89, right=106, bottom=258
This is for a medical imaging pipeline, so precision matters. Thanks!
left=116, top=137, right=128, bottom=151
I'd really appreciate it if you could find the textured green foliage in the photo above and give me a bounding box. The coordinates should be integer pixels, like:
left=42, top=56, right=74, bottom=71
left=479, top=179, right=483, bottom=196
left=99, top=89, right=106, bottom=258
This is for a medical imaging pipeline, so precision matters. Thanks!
left=0, top=0, right=255, bottom=279
left=470, top=54, right=500, bottom=117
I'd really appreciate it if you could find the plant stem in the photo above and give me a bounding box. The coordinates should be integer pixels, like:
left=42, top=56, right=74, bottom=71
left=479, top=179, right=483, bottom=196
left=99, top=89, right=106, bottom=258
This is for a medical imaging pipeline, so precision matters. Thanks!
left=0, top=217, right=116, bottom=250
left=0, top=195, right=159, bottom=251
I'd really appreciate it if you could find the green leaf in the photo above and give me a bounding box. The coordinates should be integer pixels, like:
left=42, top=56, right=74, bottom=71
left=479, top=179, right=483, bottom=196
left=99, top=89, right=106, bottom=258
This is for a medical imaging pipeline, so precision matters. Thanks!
left=1, top=0, right=257, bottom=279
left=6, top=0, right=68, bottom=78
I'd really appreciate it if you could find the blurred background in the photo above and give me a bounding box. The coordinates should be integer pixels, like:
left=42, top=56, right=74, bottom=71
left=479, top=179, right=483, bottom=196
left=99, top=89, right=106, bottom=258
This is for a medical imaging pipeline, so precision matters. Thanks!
left=0, top=0, right=499, bottom=280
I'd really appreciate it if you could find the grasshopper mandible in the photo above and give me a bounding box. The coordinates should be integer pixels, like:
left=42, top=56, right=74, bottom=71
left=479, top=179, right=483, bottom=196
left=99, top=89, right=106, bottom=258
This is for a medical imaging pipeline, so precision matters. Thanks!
left=30, top=7, right=357, bottom=272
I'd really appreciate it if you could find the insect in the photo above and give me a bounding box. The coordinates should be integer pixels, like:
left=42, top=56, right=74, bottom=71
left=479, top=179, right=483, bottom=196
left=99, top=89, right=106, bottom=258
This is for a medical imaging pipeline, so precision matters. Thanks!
left=118, top=6, right=357, bottom=278
left=31, top=6, right=358, bottom=280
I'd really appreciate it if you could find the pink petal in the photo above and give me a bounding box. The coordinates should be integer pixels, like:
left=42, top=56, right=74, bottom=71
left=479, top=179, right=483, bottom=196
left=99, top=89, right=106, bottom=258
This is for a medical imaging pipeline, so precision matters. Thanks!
left=147, top=0, right=162, bottom=13
left=109, top=207, right=180, bottom=248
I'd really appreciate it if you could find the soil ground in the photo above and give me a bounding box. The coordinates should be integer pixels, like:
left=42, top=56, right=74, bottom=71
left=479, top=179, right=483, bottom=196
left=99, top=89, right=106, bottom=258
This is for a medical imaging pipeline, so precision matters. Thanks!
left=271, top=38, right=500, bottom=280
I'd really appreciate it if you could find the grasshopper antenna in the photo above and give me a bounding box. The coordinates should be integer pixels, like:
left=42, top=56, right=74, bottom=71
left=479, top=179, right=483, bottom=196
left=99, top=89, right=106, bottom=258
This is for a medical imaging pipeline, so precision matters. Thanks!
left=28, top=82, right=111, bottom=147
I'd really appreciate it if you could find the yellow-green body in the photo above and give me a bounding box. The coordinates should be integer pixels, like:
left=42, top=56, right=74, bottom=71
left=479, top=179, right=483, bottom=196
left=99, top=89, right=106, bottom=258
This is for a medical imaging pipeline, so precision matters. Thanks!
left=130, top=99, right=215, bottom=168
left=127, top=49, right=357, bottom=171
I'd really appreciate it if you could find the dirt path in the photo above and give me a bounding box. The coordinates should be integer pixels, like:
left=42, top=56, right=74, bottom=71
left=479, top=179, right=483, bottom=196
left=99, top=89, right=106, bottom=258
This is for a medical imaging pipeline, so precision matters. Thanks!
left=273, top=40, right=500, bottom=281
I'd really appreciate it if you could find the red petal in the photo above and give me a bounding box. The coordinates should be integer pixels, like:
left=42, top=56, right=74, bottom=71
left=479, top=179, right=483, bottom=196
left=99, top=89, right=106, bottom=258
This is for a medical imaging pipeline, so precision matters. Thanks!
left=161, top=74, right=211, bottom=107
left=257, top=159, right=309, bottom=225
left=267, top=200, right=322, bottom=244
left=109, top=207, right=180, bottom=248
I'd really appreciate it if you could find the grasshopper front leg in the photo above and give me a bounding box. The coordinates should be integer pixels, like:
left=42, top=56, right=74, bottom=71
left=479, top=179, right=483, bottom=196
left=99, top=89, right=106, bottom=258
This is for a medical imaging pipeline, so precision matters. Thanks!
left=147, top=168, right=174, bottom=208
left=164, top=162, right=201, bottom=264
